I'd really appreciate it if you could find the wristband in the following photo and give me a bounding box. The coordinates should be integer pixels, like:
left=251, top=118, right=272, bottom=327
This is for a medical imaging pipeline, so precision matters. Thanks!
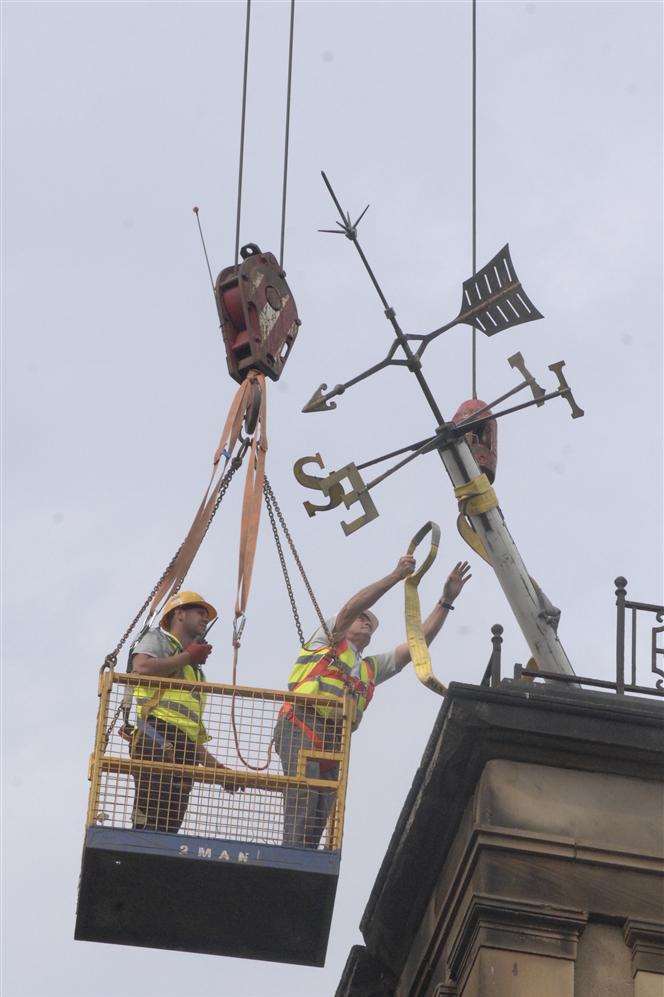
left=439, top=600, right=455, bottom=611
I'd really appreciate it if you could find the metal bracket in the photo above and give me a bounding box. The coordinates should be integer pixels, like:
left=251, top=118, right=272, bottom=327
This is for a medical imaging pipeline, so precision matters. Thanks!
left=548, top=361, right=584, bottom=419
left=529, top=576, right=562, bottom=632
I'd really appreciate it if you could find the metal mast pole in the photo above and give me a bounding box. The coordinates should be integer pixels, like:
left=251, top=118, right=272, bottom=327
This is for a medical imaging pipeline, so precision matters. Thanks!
left=435, top=441, right=574, bottom=676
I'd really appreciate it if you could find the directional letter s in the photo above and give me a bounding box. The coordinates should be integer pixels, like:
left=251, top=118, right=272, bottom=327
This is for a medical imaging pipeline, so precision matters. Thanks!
left=293, top=453, right=344, bottom=517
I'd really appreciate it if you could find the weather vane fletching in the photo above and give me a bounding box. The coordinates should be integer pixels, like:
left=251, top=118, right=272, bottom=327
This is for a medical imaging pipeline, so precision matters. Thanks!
left=455, top=244, right=544, bottom=335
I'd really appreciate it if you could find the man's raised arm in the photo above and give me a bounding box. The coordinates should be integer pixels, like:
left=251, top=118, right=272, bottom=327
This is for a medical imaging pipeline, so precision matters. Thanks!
left=333, top=555, right=416, bottom=638
left=392, top=561, right=472, bottom=668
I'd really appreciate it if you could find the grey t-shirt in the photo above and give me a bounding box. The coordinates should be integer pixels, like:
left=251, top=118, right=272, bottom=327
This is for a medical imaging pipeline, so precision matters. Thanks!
left=130, top=628, right=206, bottom=681
left=306, top=616, right=402, bottom=686
left=132, top=628, right=181, bottom=660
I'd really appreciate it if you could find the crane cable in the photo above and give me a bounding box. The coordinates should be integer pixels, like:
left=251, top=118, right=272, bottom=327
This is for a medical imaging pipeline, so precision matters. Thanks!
left=234, top=0, right=252, bottom=266
left=471, top=0, right=478, bottom=398
left=279, top=0, right=296, bottom=267
left=235, top=0, right=297, bottom=267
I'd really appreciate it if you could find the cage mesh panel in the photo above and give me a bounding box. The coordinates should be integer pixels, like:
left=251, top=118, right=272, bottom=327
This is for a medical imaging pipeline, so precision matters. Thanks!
left=89, top=674, right=350, bottom=851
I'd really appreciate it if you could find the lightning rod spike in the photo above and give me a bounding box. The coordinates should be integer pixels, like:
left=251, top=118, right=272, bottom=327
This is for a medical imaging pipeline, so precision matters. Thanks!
left=321, top=170, right=348, bottom=225
left=193, top=206, right=216, bottom=296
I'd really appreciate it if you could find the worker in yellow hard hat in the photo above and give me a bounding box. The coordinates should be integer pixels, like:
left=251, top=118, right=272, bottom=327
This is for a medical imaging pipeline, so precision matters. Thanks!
left=128, top=590, right=231, bottom=833
left=275, top=557, right=472, bottom=848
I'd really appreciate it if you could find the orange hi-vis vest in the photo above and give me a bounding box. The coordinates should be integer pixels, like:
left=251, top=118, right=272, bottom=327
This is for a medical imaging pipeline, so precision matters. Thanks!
left=287, top=638, right=376, bottom=728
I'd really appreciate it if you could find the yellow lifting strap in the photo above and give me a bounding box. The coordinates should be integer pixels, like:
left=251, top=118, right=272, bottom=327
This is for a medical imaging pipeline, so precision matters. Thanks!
left=405, top=522, right=447, bottom=697
left=453, top=473, right=498, bottom=566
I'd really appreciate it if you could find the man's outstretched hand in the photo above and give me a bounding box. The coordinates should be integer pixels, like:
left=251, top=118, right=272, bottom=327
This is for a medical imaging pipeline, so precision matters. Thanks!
left=442, top=561, right=472, bottom=604
left=393, top=554, right=417, bottom=580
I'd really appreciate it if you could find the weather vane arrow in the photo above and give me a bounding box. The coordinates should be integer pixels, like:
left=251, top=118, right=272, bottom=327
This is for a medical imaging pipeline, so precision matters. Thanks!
left=303, top=173, right=547, bottom=416
left=295, top=171, right=586, bottom=681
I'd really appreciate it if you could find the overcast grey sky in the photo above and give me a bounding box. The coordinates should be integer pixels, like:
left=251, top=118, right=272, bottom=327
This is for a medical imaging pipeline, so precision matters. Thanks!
left=2, top=1, right=662, bottom=995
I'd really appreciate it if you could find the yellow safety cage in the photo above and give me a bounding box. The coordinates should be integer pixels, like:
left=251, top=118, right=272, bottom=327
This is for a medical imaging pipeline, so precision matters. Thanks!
left=76, top=666, right=354, bottom=965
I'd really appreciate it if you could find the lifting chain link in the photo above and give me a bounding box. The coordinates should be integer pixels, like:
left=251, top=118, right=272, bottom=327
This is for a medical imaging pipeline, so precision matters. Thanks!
left=99, top=454, right=245, bottom=752
left=102, top=703, right=125, bottom=752
left=101, top=544, right=184, bottom=673
left=263, top=483, right=304, bottom=646
left=101, top=452, right=245, bottom=670
left=99, top=455, right=245, bottom=752
left=263, top=476, right=333, bottom=646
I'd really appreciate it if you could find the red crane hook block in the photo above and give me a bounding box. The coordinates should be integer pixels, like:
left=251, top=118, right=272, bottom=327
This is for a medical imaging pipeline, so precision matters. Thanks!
left=215, top=243, right=301, bottom=384
left=451, top=398, right=498, bottom=483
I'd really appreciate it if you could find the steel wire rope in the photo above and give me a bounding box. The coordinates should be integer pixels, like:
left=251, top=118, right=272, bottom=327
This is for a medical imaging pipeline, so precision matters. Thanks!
left=279, top=0, right=296, bottom=266
left=235, top=1, right=296, bottom=267
left=471, top=0, right=478, bottom=398
left=235, top=0, right=252, bottom=265
left=193, top=206, right=215, bottom=294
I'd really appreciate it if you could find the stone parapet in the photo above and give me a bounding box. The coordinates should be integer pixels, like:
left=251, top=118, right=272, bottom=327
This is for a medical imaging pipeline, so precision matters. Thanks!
left=336, top=682, right=664, bottom=997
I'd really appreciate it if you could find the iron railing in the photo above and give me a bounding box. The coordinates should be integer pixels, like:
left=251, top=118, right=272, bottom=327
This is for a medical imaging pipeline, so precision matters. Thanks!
left=481, top=576, right=664, bottom=698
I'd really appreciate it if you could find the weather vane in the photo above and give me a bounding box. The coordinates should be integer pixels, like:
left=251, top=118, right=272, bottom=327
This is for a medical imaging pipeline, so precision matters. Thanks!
left=294, top=171, right=584, bottom=678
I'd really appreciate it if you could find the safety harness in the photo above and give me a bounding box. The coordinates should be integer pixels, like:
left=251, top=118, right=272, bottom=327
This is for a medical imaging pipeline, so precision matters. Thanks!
left=281, top=638, right=376, bottom=763
left=290, top=644, right=376, bottom=703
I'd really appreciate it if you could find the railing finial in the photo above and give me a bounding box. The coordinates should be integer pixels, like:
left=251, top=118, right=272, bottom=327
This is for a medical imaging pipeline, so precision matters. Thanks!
left=490, top=623, right=503, bottom=687
left=615, top=576, right=628, bottom=595
left=615, top=576, right=627, bottom=694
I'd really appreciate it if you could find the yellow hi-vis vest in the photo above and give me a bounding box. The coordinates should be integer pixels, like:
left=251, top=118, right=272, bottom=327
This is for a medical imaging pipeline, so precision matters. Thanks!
left=133, top=631, right=209, bottom=744
left=288, top=638, right=376, bottom=728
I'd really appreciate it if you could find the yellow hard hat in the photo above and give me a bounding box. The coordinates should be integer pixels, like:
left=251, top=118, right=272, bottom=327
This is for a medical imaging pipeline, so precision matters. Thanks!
left=159, top=591, right=218, bottom=627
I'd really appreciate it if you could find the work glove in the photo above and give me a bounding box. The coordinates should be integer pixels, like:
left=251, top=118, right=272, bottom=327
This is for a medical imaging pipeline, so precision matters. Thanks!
left=186, top=641, right=212, bottom=665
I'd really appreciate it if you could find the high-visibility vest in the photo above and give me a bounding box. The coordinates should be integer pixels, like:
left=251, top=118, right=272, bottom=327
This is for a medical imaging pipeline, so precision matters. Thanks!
left=133, top=632, right=209, bottom=744
left=287, top=639, right=376, bottom=728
